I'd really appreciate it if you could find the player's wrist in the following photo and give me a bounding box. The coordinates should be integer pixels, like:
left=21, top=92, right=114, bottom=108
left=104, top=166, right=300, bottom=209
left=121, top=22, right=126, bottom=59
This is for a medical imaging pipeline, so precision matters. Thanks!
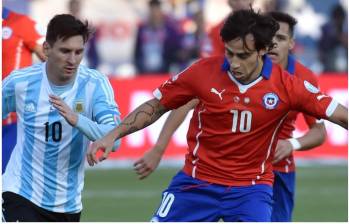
left=153, top=144, right=166, bottom=155
left=287, top=138, right=302, bottom=151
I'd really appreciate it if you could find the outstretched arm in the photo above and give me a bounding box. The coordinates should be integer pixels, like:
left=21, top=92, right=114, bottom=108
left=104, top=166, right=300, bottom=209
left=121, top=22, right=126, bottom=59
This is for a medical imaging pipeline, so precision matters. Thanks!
left=327, top=104, right=348, bottom=129
left=273, top=122, right=326, bottom=163
left=86, top=98, right=169, bottom=166
left=49, top=95, right=121, bottom=150
left=134, top=99, right=199, bottom=179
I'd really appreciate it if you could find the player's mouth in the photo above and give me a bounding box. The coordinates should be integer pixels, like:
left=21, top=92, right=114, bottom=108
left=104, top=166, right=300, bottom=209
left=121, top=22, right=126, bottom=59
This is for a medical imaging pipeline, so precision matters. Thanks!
left=232, top=71, right=244, bottom=79
left=64, top=67, right=76, bottom=74
left=267, top=52, right=279, bottom=61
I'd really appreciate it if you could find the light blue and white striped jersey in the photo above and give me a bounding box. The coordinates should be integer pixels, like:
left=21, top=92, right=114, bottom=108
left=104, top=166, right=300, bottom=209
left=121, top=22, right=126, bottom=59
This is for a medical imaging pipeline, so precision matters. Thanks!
left=2, top=62, right=120, bottom=213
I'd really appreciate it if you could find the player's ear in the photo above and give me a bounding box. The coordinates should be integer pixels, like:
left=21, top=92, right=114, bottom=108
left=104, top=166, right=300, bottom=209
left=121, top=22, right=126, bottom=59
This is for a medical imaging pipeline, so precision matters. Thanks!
left=43, top=41, right=51, bottom=56
left=289, top=38, right=295, bottom=50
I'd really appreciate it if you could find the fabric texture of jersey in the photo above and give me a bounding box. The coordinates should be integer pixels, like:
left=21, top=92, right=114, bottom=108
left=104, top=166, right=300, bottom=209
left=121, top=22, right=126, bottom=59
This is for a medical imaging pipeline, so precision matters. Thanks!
left=153, top=55, right=335, bottom=187
left=273, top=55, right=321, bottom=173
left=2, top=63, right=120, bottom=213
left=203, top=20, right=225, bottom=57
left=151, top=171, right=273, bottom=222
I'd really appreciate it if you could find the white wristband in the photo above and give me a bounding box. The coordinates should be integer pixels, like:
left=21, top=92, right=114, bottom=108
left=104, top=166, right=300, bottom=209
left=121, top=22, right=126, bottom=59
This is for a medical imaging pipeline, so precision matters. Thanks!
left=288, top=138, right=302, bottom=151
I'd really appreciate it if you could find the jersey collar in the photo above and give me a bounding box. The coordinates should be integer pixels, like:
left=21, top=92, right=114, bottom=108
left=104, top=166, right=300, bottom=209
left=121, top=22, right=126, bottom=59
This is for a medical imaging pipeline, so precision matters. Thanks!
left=221, top=55, right=273, bottom=80
left=286, top=54, right=296, bottom=75
left=2, top=8, right=10, bottom=20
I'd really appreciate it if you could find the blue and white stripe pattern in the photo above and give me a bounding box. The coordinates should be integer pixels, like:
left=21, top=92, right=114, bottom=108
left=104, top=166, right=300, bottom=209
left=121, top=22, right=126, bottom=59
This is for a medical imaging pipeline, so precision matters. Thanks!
left=2, top=62, right=120, bottom=213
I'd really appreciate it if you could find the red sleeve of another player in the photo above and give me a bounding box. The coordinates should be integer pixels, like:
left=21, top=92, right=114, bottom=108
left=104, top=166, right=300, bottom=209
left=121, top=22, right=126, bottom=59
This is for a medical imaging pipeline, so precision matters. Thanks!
left=21, top=16, right=42, bottom=50
left=283, top=71, right=337, bottom=120
left=153, top=61, right=199, bottom=110
left=208, top=22, right=225, bottom=57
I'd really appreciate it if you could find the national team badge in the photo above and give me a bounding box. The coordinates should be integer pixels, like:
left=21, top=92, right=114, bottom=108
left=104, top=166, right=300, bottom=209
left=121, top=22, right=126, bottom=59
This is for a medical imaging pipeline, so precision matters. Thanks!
left=244, top=97, right=250, bottom=104
left=262, top=93, right=279, bottom=110
left=233, top=96, right=240, bottom=103
left=74, top=101, right=84, bottom=113
left=2, top=27, right=13, bottom=40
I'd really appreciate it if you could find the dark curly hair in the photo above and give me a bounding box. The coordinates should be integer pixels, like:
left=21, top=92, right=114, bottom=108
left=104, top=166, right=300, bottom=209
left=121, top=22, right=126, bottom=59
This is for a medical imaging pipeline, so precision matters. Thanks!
left=46, top=14, right=94, bottom=46
left=220, top=9, right=279, bottom=52
left=268, top=11, right=297, bottom=37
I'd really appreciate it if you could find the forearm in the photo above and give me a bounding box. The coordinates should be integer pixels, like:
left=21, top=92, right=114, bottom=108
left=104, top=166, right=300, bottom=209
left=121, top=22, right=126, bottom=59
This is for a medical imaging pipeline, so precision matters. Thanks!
left=156, top=99, right=198, bottom=149
left=328, top=103, right=348, bottom=129
left=76, top=114, right=121, bottom=150
left=293, top=123, right=326, bottom=151
left=111, top=98, right=168, bottom=141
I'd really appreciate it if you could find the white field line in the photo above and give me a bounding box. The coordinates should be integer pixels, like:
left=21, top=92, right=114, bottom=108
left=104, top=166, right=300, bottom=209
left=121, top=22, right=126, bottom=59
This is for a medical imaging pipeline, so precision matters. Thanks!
left=83, top=189, right=159, bottom=199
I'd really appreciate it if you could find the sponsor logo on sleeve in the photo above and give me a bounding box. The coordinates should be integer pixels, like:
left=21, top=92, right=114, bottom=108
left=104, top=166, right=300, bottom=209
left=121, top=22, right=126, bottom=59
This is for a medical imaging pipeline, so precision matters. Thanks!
left=304, top=80, right=319, bottom=94
left=263, top=93, right=279, bottom=110
left=2, top=27, right=13, bottom=39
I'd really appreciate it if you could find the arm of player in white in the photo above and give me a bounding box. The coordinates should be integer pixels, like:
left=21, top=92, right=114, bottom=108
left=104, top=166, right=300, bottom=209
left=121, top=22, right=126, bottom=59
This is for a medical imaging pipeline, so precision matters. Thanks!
left=75, top=114, right=121, bottom=151
left=49, top=94, right=121, bottom=151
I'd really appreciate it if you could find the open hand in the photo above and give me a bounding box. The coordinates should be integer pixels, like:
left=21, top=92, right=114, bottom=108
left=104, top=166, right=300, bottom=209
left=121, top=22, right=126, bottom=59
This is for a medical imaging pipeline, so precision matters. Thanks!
left=49, top=95, right=78, bottom=126
left=133, top=145, right=164, bottom=179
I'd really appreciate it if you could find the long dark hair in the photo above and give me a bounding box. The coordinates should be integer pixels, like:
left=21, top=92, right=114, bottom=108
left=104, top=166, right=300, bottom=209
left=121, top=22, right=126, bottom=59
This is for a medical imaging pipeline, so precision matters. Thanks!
left=220, top=9, right=279, bottom=52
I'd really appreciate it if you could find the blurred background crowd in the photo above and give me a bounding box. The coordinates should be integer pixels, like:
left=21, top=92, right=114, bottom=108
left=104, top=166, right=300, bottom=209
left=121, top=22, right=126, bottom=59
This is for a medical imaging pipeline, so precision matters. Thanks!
left=3, top=0, right=348, bottom=77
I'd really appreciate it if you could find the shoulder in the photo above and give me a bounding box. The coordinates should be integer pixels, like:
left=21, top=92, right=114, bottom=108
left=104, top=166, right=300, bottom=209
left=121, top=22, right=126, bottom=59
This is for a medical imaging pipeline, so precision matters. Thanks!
left=11, top=11, right=36, bottom=25
left=3, top=63, right=43, bottom=87
left=77, top=65, right=111, bottom=87
left=78, top=65, right=107, bottom=79
left=294, top=61, right=319, bottom=84
left=209, top=20, right=224, bottom=35
left=194, top=56, right=225, bottom=69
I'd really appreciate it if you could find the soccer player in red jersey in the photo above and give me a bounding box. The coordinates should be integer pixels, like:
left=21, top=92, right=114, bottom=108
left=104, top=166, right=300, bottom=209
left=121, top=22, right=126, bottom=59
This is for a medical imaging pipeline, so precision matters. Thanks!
left=267, top=11, right=327, bottom=221
left=87, top=9, right=348, bottom=221
left=133, top=12, right=328, bottom=222
left=2, top=7, right=46, bottom=173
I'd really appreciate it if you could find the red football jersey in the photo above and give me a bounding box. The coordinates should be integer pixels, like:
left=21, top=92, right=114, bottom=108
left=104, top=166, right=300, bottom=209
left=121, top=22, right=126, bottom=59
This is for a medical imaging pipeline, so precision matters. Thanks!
left=203, top=20, right=225, bottom=57
left=2, top=10, right=43, bottom=78
left=273, top=56, right=321, bottom=173
left=153, top=56, right=336, bottom=186
left=2, top=10, right=44, bottom=125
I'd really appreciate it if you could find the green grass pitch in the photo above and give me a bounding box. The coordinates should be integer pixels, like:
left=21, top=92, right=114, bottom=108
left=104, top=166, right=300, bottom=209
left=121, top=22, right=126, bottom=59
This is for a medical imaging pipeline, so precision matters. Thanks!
left=81, top=165, right=347, bottom=221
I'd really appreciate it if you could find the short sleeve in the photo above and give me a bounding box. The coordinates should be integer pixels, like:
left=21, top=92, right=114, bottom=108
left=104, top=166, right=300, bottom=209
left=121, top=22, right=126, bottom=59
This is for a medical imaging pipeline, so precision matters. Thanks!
left=153, top=61, right=200, bottom=110
left=283, top=71, right=337, bottom=119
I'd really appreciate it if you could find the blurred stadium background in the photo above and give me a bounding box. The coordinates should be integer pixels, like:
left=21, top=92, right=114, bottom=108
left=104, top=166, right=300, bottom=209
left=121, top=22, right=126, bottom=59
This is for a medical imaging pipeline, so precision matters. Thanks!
left=3, top=0, right=348, bottom=221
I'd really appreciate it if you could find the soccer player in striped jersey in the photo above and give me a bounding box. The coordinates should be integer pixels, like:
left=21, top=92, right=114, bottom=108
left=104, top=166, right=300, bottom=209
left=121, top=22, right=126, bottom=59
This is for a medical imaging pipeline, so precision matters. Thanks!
left=2, top=7, right=46, bottom=173
left=2, top=14, right=121, bottom=222
left=87, top=9, right=348, bottom=221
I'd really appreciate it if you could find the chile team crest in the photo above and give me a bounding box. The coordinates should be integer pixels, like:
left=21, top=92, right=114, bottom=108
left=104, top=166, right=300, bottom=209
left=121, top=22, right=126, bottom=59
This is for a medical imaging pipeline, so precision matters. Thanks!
left=262, top=93, right=279, bottom=110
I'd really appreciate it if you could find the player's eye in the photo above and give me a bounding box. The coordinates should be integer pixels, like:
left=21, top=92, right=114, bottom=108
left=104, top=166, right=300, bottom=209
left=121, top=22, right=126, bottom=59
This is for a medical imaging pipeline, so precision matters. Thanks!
left=76, top=50, right=83, bottom=55
left=237, top=53, right=251, bottom=59
left=60, top=49, right=71, bottom=54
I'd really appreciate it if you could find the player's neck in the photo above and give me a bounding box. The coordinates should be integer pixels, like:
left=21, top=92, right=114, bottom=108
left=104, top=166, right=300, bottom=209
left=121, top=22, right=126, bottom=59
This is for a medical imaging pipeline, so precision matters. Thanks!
left=280, top=57, right=288, bottom=70
left=244, top=57, right=264, bottom=84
